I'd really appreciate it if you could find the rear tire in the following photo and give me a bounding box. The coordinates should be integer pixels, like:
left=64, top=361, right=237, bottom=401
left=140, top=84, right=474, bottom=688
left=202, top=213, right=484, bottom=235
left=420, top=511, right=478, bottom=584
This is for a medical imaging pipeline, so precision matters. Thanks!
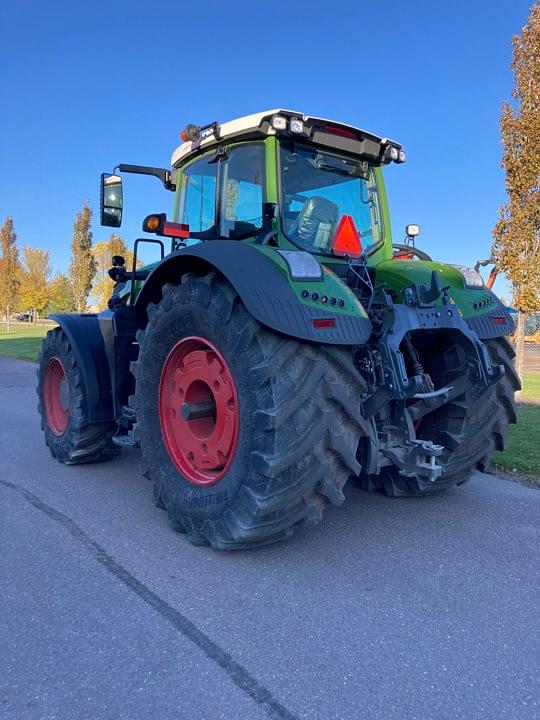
left=363, top=336, right=519, bottom=497
left=131, top=273, right=373, bottom=550
left=37, top=328, right=120, bottom=464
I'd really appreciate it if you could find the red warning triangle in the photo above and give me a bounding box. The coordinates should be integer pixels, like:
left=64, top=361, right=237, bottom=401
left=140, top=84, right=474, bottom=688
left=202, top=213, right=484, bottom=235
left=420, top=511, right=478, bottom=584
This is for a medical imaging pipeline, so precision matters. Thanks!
left=331, top=215, right=362, bottom=258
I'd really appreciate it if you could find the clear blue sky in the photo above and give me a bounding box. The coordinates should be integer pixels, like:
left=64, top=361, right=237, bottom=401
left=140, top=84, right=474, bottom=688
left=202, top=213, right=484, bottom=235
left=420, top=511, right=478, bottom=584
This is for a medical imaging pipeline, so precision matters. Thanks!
left=0, top=0, right=532, bottom=300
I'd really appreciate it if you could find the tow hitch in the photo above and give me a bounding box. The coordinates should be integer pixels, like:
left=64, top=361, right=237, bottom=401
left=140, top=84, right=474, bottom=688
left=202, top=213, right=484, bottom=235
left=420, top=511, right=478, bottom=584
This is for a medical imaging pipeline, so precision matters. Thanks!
left=381, top=439, right=444, bottom=483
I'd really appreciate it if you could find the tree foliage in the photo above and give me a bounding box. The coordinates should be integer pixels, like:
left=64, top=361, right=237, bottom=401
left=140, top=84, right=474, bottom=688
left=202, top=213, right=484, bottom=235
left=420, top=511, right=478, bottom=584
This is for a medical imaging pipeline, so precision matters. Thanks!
left=46, top=273, right=76, bottom=315
left=19, top=246, right=52, bottom=321
left=69, top=201, right=96, bottom=312
left=492, top=2, right=540, bottom=313
left=0, top=216, right=21, bottom=331
left=91, top=234, right=136, bottom=310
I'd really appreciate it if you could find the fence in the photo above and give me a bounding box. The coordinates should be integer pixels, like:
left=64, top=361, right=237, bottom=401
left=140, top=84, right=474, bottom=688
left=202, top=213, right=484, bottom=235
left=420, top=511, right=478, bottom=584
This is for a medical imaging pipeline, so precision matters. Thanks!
left=520, top=312, right=540, bottom=374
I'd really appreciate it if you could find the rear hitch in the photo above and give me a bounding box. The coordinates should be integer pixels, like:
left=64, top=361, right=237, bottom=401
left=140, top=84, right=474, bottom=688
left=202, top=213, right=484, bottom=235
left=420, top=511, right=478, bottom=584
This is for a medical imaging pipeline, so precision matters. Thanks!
left=381, top=439, right=444, bottom=482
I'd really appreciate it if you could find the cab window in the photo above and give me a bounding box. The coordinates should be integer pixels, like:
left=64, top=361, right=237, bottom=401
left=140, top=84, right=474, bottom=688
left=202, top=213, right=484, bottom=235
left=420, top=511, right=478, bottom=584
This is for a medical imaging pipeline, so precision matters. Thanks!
left=280, top=144, right=383, bottom=254
left=179, top=155, right=218, bottom=238
left=220, top=144, right=264, bottom=239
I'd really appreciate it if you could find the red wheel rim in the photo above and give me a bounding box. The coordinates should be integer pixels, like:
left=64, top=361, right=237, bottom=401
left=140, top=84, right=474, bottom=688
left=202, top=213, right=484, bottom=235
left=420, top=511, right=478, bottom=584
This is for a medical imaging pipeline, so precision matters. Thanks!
left=158, top=336, right=240, bottom=486
left=43, top=357, right=70, bottom=436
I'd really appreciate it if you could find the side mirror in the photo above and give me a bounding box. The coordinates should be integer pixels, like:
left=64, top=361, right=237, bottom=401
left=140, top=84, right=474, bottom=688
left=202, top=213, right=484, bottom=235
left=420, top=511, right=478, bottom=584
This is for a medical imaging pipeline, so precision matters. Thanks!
left=100, top=173, right=123, bottom=227
left=405, top=224, right=420, bottom=239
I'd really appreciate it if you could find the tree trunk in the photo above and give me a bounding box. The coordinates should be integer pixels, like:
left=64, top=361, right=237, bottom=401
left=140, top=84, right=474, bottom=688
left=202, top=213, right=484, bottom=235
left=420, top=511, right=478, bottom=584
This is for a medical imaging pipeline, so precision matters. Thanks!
left=6, top=305, right=10, bottom=333
left=514, top=310, right=525, bottom=402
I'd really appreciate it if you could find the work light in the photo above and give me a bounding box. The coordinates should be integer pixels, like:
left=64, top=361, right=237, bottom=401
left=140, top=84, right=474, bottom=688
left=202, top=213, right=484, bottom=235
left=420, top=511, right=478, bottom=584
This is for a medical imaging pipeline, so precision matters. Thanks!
left=452, top=265, right=485, bottom=288
left=271, top=115, right=287, bottom=130
left=277, top=250, right=323, bottom=280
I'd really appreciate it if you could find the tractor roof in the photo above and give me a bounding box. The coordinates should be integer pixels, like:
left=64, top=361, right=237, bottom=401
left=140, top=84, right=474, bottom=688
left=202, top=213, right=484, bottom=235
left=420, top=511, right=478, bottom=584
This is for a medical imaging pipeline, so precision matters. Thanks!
left=171, top=109, right=405, bottom=168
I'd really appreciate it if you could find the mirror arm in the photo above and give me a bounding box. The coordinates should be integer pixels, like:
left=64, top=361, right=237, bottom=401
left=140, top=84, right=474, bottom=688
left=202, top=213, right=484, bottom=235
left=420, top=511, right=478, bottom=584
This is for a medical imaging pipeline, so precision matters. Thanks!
left=115, top=164, right=176, bottom=191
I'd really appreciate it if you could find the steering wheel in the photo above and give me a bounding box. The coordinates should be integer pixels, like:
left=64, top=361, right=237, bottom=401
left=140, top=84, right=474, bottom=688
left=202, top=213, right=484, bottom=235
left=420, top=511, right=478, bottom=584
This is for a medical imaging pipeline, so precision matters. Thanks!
left=392, top=244, right=433, bottom=261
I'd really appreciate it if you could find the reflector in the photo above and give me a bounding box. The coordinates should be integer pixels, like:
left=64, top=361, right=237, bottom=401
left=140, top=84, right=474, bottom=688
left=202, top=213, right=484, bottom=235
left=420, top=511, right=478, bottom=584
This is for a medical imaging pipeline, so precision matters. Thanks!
left=312, top=318, right=336, bottom=328
left=323, top=125, right=357, bottom=140
left=163, top=221, right=189, bottom=239
left=331, top=215, right=362, bottom=258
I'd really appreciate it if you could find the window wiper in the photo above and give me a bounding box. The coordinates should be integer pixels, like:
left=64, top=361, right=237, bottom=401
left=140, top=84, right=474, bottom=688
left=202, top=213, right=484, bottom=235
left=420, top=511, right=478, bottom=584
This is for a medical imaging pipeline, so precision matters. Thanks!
left=312, top=161, right=358, bottom=177
left=310, top=155, right=369, bottom=178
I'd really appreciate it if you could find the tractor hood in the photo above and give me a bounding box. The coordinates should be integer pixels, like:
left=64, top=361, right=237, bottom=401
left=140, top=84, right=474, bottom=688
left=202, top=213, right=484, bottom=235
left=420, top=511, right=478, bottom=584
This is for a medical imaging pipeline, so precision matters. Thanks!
left=375, top=259, right=509, bottom=321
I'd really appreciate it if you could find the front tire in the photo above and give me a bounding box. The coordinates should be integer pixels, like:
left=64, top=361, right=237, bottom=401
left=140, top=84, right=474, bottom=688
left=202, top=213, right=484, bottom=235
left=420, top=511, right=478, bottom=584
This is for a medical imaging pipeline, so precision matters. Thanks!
left=131, top=273, right=372, bottom=550
left=37, top=328, right=120, bottom=464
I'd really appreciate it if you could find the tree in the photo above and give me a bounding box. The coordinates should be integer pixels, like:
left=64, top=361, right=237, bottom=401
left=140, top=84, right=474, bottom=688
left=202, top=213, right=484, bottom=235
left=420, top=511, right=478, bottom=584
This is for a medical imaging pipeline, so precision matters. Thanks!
left=19, top=246, right=52, bottom=322
left=45, top=273, right=75, bottom=315
left=91, top=233, right=136, bottom=310
left=0, top=216, right=21, bottom=332
left=492, top=2, right=540, bottom=398
left=69, top=201, right=96, bottom=312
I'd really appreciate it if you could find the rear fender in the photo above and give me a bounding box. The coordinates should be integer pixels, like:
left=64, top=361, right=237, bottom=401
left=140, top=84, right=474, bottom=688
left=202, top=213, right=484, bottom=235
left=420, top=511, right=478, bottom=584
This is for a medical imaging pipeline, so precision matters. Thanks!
left=134, top=241, right=372, bottom=345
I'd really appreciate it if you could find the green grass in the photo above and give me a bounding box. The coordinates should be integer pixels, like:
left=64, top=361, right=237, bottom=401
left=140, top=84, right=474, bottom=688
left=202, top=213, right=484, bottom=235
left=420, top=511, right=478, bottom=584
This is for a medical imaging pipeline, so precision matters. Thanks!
left=493, top=405, right=540, bottom=477
left=522, top=373, right=540, bottom=402
left=0, top=324, right=49, bottom=361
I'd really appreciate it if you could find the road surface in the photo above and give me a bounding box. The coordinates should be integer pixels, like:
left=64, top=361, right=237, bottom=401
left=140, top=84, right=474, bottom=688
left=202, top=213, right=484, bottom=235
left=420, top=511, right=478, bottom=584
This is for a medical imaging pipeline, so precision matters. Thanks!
left=1, top=356, right=538, bottom=720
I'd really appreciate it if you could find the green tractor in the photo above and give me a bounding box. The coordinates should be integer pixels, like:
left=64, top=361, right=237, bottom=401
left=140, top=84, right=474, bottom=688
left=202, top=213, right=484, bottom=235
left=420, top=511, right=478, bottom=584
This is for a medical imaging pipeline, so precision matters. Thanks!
left=37, top=110, right=519, bottom=549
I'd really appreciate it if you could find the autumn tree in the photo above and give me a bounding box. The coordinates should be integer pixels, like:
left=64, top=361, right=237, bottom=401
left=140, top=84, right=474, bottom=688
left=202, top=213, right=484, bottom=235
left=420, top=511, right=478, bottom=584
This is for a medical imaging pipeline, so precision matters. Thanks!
left=69, top=201, right=96, bottom=312
left=492, top=2, right=540, bottom=395
left=91, top=233, right=137, bottom=310
left=46, top=273, right=75, bottom=315
left=19, top=246, right=52, bottom=322
left=0, top=216, right=21, bottom=332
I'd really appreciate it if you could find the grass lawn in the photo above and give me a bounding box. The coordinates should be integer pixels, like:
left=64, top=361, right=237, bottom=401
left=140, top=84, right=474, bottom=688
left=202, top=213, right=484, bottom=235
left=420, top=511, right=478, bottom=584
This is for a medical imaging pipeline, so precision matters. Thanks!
left=493, top=405, right=540, bottom=478
left=492, top=372, right=540, bottom=480
left=522, top=373, right=540, bottom=402
left=0, top=324, right=50, bottom=361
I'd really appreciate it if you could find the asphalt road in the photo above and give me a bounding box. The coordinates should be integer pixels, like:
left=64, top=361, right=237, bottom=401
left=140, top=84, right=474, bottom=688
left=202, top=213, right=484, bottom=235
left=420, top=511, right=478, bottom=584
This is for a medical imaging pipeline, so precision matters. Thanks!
left=1, top=356, right=539, bottom=720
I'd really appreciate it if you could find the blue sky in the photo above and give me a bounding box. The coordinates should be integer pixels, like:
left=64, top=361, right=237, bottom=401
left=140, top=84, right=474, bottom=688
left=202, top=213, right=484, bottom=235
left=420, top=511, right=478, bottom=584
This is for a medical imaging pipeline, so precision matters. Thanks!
left=0, top=0, right=532, bottom=300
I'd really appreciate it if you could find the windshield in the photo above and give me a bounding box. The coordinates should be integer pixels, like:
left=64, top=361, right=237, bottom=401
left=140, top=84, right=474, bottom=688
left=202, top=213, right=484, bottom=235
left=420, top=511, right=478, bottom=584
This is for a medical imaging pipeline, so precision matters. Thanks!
left=280, top=144, right=383, bottom=255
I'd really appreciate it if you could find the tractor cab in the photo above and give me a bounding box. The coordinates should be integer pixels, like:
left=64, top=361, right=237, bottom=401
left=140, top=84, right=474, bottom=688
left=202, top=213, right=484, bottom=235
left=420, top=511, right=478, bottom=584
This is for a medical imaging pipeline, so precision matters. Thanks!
left=100, top=109, right=407, bottom=270
left=168, top=110, right=404, bottom=264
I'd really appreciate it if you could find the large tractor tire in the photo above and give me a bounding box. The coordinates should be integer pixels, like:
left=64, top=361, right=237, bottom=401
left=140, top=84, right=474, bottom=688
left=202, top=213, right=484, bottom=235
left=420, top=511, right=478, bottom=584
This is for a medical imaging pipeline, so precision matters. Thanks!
left=131, top=272, right=372, bottom=550
left=363, top=336, right=519, bottom=497
left=37, top=327, right=120, bottom=464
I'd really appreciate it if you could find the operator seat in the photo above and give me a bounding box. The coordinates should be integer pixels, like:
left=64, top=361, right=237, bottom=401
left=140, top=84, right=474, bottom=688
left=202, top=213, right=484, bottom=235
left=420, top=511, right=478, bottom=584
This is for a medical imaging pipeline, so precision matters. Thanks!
left=289, top=196, right=339, bottom=250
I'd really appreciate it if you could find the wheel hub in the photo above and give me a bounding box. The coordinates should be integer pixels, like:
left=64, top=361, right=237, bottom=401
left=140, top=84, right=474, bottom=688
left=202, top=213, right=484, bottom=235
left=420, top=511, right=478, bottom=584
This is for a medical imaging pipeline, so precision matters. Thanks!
left=43, top=357, right=70, bottom=436
left=159, top=337, right=239, bottom=486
